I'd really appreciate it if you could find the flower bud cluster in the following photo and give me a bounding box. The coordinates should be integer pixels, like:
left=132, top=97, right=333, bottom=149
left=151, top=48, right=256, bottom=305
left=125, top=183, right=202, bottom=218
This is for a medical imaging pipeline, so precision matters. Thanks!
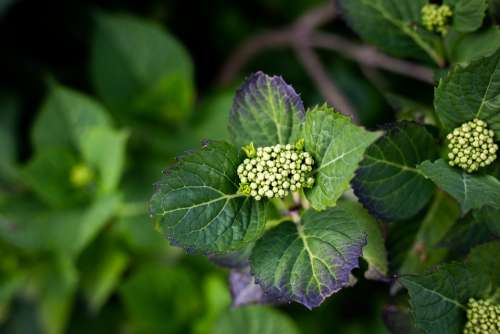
left=237, top=142, right=314, bottom=201
left=421, top=4, right=453, bottom=35
left=447, top=118, right=498, bottom=173
left=463, top=298, right=500, bottom=334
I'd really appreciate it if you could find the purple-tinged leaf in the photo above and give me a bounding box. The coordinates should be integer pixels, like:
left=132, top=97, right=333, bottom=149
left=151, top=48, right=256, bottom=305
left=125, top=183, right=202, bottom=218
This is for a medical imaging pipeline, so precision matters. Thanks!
left=229, top=71, right=305, bottom=148
left=250, top=203, right=367, bottom=309
left=229, top=268, right=280, bottom=307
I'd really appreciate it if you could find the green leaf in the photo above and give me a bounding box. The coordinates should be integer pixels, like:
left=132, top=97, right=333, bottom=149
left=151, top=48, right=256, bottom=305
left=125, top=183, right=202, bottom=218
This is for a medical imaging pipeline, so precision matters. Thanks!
left=150, top=141, right=267, bottom=253
left=32, top=85, right=111, bottom=153
left=35, top=256, right=78, bottom=334
left=78, top=234, right=129, bottom=311
left=0, top=193, right=120, bottom=256
left=447, top=28, right=500, bottom=64
left=304, top=105, right=381, bottom=211
left=338, top=0, right=444, bottom=66
left=0, top=96, right=19, bottom=183
left=445, top=0, right=487, bottom=33
left=21, top=149, right=84, bottom=208
left=250, top=203, right=366, bottom=309
left=229, top=71, right=305, bottom=148
left=352, top=122, right=438, bottom=221
left=120, top=265, right=200, bottom=334
left=91, top=13, right=194, bottom=122
left=213, top=306, right=300, bottom=334
left=193, top=274, right=231, bottom=334
left=401, top=241, right=500, bottom=334
left=435, top=52, right=500, bottom=137
left=341, top=201, right=388, bottom=280
left=418, top=159, right=500, bottom=212
left=80, top=126, right=128, bottom=193
left=192, top=91, right=233, bottom=142
left=399, top=191, right=460, bottom=274
left=441, top=209, right=500, bottom=256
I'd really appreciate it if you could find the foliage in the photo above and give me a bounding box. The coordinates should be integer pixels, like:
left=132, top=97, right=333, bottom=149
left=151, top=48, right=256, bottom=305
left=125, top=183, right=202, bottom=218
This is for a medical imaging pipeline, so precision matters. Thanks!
left=1, top=0, right=499, bottom=333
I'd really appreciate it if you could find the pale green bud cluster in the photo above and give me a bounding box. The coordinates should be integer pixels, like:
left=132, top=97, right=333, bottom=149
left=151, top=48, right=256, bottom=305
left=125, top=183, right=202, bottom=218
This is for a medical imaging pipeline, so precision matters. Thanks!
left=447, top=119, right=498, bottom=173
left=237, top=142, right=315, bottom=201
left=421, top=3, right=453, bottom=35
left=463, top=298, right=500, bottom=334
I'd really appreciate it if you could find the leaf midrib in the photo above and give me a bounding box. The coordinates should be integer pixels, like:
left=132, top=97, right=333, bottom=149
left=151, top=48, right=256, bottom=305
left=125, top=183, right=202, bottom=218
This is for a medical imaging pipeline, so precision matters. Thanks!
left=159, top=191, right=244, bottom=216
left=362, top=0, right=443, bottom=66
left=476, top=55, right=500, bottom=119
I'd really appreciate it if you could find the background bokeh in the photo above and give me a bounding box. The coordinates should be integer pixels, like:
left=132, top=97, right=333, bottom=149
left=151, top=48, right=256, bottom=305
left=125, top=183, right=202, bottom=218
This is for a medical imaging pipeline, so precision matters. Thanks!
left=0, top=1, right=436, bottom=333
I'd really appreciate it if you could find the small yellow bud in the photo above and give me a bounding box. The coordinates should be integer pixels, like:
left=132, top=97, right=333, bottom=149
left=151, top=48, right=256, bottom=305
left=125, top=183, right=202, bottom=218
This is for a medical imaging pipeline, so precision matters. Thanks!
left=70, top=163, right=94, bottom=188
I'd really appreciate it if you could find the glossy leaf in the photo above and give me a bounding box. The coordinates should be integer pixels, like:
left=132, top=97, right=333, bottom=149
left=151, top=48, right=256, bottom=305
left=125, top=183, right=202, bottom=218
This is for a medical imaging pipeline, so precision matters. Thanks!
left=228, top=71, right=305, bottom=148
left=150, top=141, right=267, bottom=253
left=91, top=13, right=194, bottom=122
left=339, top=0, right=444, bottom=65
left=213, top=306, right=300, bottom=334
left=250, top=204, right=366, bottom=309
left=304, top=105, right=381, bottom=210
left=418, top=159, right=500, bottom=212
left=352, top=122, right=438, bottom=221
left=435, top=52, right=500, bottom=137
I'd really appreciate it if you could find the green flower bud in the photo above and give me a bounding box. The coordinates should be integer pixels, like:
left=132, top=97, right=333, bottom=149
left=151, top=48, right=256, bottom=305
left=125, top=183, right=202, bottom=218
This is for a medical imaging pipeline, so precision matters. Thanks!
left=236, top=142, right=316, bottom=200
left=70, top=163, right=94, bottom=188
left=464, top=299, right=500, bottom=334
left=447, top=119, right=498, bottom=173
left=421, top=4, right=453, bottom=35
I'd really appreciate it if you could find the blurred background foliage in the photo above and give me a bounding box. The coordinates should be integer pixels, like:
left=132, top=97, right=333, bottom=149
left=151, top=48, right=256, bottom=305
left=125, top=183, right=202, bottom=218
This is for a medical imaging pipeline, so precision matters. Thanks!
left=0, top=0, right=441, bottom=333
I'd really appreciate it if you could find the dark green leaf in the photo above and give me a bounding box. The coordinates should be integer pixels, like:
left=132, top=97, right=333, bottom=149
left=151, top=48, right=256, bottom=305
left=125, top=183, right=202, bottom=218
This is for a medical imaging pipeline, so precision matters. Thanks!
left=339, top=0, right=444, bottom=65
left=304, top=105, right=381, bottom=210
left=341, top=201, right=388, bottom=280
left=0, top=96, right=19, bottom=183
left=250, top=204, right=366, bottom=309
left=229, top=71, right=304, bottom=148
left=150, top=141, right=267, bottom=253
left=352, top=122, right=438, bottom=221
left=213, top=306, right=300, bottom=334
left=399, top=191, right=460, bottom=274
left=91, top=13, right=194, bottom=122
left=401, top=241, right=500, bottom=334
left=418, top=159, right=500, bottom=211
left=445, top=0, right=487, bottom=32
left=435, top=52, right=500, bottom=137
left=447, top=28, right=500, bottom=64
left=441, top=210, right=500, bottom=256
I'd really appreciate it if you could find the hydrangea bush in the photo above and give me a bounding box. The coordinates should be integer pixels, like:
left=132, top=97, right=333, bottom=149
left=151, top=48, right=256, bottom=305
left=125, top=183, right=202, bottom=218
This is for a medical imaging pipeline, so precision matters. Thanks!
left=149, top=0, right=500, bottom=333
